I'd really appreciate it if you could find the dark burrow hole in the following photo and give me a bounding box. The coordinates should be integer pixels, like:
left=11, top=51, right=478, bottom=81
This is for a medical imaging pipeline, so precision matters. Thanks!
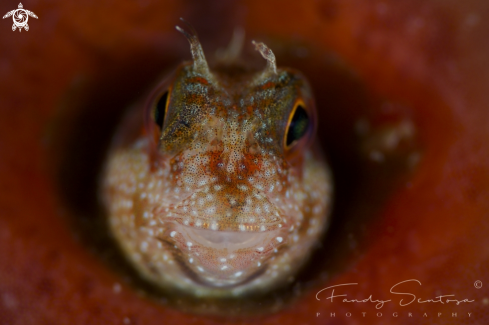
left=46, top=37, right=419, bottom=316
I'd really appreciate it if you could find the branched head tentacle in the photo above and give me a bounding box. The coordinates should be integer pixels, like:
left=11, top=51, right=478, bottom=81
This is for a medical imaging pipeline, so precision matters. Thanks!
left=252, top=40, right=277, bottom=76
left=176, top=18, right=212, bottom=77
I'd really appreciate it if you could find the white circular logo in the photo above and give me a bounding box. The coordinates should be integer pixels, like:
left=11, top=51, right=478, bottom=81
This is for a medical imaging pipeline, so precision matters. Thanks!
left=2, top=3, right=38, bottom=32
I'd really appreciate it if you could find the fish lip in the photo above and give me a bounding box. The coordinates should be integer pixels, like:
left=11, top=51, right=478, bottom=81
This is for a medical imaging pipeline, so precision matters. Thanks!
left=177, top=258, right=267, bottom=288
left=173, top=222, right=284, bottom=251
left=164, top=222, right=286, bottom=287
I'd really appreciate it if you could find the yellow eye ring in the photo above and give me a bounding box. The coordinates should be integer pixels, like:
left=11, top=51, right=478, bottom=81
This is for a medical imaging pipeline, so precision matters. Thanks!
left=284, top=99, right=310, bottom=150
left=152, top=86, right=172, bottom=130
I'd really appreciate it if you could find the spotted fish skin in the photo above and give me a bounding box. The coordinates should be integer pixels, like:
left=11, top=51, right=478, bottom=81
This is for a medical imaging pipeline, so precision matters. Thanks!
left=103, top=30, right=332, bottom=297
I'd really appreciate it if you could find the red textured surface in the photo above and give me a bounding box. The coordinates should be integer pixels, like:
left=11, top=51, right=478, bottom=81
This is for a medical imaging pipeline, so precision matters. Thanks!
left=1, top=1, right=488, bottom=324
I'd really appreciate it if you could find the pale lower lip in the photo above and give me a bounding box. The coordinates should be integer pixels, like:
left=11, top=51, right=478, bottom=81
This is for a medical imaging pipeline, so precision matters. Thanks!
left=174, top=222, right=283, bottom=251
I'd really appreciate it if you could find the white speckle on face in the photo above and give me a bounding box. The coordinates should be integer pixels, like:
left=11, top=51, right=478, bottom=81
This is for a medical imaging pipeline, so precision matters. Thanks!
left=276, top=237, right=283, bottom=243
left=170, top=231, right=177, bottom=238
left=257, top=247, right=264, bottom=252
left=140, top=241, right=148, bottom=252
left=198, top=179, right=208, bottom=187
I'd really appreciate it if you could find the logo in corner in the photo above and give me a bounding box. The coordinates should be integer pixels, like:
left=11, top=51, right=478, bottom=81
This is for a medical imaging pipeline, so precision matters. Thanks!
left=3, top=3, right=38, bottom=32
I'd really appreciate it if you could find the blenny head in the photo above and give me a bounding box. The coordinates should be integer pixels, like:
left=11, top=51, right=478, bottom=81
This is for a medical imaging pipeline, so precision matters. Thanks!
left=104, top=20, right=331, bottom=296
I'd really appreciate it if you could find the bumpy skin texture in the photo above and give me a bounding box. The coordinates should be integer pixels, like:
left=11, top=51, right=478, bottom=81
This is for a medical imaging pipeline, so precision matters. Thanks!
left=103, top=40, right=332, bottom=297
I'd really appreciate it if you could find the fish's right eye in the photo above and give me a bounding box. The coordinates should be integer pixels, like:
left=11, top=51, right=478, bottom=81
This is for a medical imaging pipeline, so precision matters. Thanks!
left=153, top=90, right=170, bottom=130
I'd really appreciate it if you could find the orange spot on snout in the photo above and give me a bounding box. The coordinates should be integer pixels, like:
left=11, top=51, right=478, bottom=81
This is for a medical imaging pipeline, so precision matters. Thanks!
left=187, top=77, right=209, bottom=85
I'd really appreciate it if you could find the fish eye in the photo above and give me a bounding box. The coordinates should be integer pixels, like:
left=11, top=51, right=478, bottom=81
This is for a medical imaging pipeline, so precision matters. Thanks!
left=153, top=90, right=170, bottom=130
left=285, top=100, right=310, bottom=149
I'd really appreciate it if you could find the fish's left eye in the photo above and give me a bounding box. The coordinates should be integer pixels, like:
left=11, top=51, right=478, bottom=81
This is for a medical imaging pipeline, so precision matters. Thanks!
left=285, top=100, right=310, bottom=149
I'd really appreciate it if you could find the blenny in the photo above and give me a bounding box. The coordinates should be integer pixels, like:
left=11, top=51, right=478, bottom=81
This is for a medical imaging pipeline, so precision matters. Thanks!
left=102, top=21, right=333, bottom=297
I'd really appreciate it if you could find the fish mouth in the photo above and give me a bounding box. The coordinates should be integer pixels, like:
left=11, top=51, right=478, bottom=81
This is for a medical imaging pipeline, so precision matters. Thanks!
left=155, top=182, right=289, bottom=286
left=175, top=222, right=283, bottom=251
left=167, top=222, right=286, bottom=287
